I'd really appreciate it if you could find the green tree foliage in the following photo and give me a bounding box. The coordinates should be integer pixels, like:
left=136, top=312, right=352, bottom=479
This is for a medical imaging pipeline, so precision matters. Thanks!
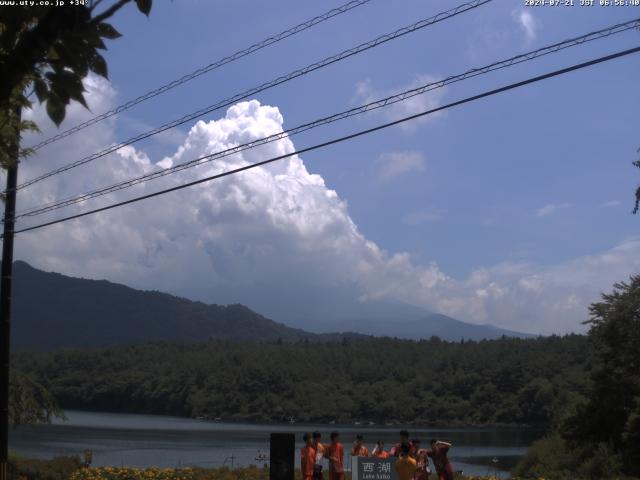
left=0, top=0, right=153, bottom=427
left=562, top=276, right=640, bottom=476
left=14, top=335, right=589, bottom=428
left=8, top=371, right=64, bottom=427
left=513, top=433, right=627, bottom=480
left=516, top=276, right=640, bottom=479
left=0, top=0, right=153, bottom=168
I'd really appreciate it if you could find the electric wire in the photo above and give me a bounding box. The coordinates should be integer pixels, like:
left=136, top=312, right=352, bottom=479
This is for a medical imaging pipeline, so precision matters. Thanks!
left=9, top=45, right=639, bottom=237
left=13, top=0, right=492, bottom=192
left=27, top=0, right=374, bottom=152
left=14, top=17, right=640, bottom=220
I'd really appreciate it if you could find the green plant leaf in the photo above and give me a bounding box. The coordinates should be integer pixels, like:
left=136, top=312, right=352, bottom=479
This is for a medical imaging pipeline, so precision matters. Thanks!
left=68, top=89, right=88, bottom=109
left=135, top=0, right=152, bottom=16
left=89, top=52, right=108, bottom=78
left=46, top=94, right=66, bottom=126
left=96, top=22, right=122, bottom=39
left=33, top=78, right=48, bottom=103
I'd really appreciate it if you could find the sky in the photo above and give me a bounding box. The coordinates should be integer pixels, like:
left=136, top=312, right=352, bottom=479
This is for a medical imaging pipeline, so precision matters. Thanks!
left=10, top=0, right=640, bottom=334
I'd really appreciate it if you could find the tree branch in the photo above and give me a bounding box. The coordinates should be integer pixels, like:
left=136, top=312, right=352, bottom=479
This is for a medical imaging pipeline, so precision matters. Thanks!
left=90, top=0, right=132, bottom=25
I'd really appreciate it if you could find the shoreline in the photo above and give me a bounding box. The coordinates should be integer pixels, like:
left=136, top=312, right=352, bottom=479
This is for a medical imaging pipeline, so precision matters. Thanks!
left=48, top=408, right=545, bottom=432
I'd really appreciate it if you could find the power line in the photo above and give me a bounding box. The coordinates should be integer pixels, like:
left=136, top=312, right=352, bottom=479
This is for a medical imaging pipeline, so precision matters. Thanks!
left=9, top=45, right=640, bottom=237
left=13, top=0, right=492, bottom=192
left=27, top=0, right=373, bottom=152
left=14, top=17, right=640, bottom=220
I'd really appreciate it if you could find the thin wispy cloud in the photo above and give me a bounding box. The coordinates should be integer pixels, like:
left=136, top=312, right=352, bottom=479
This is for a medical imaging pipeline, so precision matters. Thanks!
left=353, top=74, right=447, bottom=132
left=536, top=203, right=572, bottom=218
left=403, top=209, right=445, bottom=226
left=373, top=151, right=426, bottom=183
left=512, top=9, right=538, bottom=43
left=600, top=200, right=621, bottom=208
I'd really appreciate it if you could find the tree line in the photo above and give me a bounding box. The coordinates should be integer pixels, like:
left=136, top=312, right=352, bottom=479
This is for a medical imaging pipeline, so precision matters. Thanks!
left=14, top=334, right=590, bottom=428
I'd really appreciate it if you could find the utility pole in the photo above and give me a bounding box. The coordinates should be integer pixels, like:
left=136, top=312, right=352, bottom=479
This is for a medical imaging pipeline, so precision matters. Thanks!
left=0, top=107, right=21, bottom=480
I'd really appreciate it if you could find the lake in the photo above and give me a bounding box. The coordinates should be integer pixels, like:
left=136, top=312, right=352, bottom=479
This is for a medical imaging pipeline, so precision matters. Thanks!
left=9, top=411, right=541, bottom=478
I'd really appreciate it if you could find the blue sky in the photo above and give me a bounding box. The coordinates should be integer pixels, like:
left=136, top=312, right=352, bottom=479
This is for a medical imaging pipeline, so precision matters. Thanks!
left=15, top=0, right=640, bottom=334
left=105, top=0, right=639, bottom=277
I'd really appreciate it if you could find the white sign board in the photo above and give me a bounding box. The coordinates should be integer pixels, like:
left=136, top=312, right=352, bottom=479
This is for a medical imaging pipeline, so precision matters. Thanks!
left=351, top=456, right=398, bottom=480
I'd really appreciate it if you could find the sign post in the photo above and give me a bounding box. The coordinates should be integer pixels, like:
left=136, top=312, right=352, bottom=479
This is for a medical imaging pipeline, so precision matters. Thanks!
left=269, top=433, right=294, bottom=480
left=351, top=456, right=398, bottom=480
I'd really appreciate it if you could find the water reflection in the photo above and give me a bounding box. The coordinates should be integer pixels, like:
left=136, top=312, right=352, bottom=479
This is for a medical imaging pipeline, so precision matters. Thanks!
left=9, top=411, right=542, bottom=479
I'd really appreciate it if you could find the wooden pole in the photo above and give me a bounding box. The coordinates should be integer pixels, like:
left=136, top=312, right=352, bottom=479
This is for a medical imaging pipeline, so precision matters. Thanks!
left=0, top=107, right=21, bottom=480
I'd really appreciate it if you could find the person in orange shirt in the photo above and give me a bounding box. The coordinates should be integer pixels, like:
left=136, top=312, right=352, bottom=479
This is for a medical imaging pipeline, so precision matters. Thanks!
left=312, top=431, right=326, bottom=480
left=371, top=440, right=389, bottom=459
left=351, top=434, right=369, bottom=457
left=301, top=433, right=316, bottom=480
left=327, top=431, right=344, bottom=480
left=395, top=443, right=417, bottom=480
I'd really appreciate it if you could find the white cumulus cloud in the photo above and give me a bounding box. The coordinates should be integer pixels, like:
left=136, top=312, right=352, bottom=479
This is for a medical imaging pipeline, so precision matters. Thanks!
left=13, top=78, right=640, bottom=335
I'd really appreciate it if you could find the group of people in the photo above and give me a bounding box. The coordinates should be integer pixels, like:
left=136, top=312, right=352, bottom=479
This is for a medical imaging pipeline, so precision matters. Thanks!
left=300, top=430, right=454, bottom=480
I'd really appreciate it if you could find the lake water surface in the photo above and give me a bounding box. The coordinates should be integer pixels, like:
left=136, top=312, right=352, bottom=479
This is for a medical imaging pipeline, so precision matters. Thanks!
left=9, top=411, right=541, bottom=478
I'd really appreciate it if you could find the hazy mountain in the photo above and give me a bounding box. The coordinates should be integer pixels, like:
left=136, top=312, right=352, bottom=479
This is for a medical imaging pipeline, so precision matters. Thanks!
left=265, top=294, right=532, bottom=341
left=10, top=261, right=366, bottom=351
left=9, top=261, right=530, bottom=351
left=309, top=312, right=533, bottom=341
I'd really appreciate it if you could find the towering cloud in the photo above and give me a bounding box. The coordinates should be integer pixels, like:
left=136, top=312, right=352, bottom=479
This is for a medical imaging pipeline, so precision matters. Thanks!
left=13, top=77, right=640, bottom=335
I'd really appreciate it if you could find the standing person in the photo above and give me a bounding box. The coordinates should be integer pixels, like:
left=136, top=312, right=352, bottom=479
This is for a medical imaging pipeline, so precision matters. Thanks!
left=390, top=430, right=412, bottom=457
left=371, top=441, right=389, bottom=459
left=394, top=443, right=417, bottom=480
left=312, top=431, right=326, bottom=480
left=428, top=439, right=454, bottom=480
left=301, top=433, right=316, bottom=480
left=351, top=434, right=369, bottom=457
left=327, top=432, right=345, bottom=480
left=411, top=439, right=431, bottom=480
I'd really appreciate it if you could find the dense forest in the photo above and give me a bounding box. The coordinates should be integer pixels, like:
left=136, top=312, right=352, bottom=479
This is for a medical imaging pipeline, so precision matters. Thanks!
left=14, top=334, right=589, bottom=428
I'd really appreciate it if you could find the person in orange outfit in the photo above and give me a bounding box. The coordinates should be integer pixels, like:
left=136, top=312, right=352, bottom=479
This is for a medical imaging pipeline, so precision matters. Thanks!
left=312, top=431, right=326, bottom=480
left=327, top=431, right=345, bottom=480
left=301, top=432, right=316, bottom=480
left=351, top=434, right=369, bottom=457
left=371, top=440, right=389, bottom=459
left=395, top=443, right=417, bottom=480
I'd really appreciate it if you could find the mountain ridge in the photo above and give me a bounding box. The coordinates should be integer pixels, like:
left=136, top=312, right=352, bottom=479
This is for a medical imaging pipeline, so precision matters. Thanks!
left=10, top=261, right=531, bottom=351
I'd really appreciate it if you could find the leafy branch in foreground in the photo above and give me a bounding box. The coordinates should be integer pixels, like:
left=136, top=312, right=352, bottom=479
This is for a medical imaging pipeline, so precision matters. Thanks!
left=0, top=0, right=153, bottom=168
